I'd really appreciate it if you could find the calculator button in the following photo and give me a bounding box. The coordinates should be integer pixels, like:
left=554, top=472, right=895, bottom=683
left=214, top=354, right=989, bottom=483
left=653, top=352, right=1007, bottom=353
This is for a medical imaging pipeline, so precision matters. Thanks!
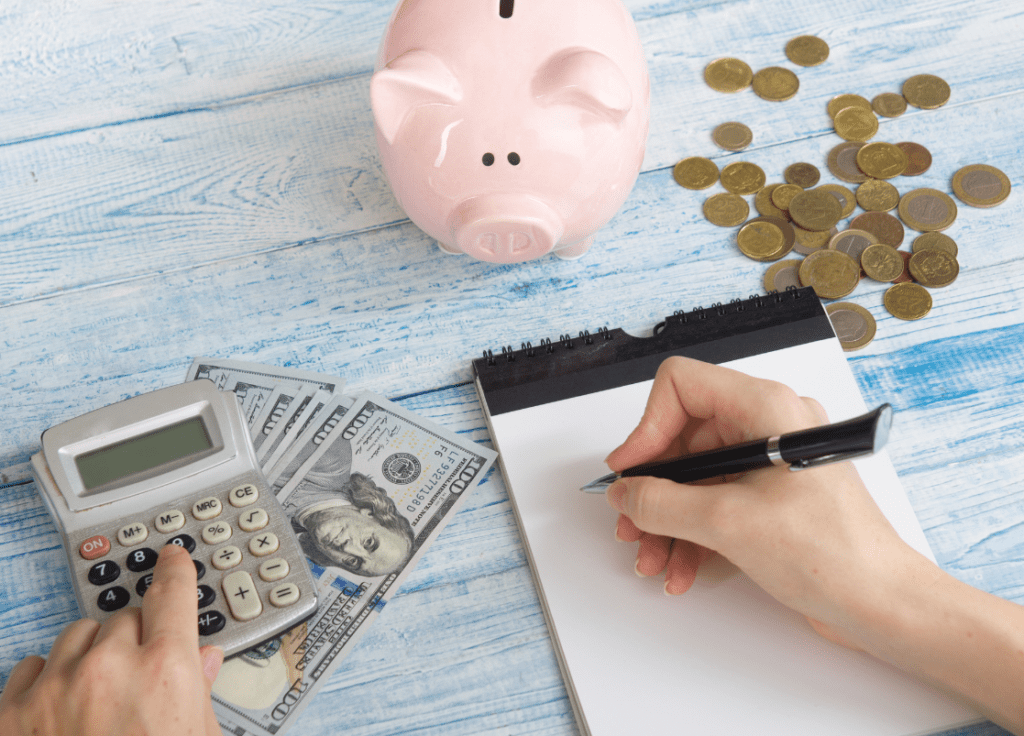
left=117, top=523, right=148, bottom=547
left=126, top=547, right=158, bottom=573
left=202, top=522, right=232, bottom=545
left=166, top=534, right=196, bottom=554
left=88, top=560, right=121, bottom=586
left=154, top=510, right=185, bottom=533
left=228, top=484, right=259, bottom=508
left=268, top=583, right=300, bottom=608
left=212, top=546, right=243, bottom=571
left=198, top=610, right=226, bottom=637
left=136, top=574, right=154, bottom=597
left=97, top=586, right=130, bottom=612
left=248, top=533, right=279, bottom=557
left=192, top=497, right=222, bottom=521
left=222, top=571, right=262, bottom=622
left=258, top=558, right=290, bottom=583
left=194, top=559, right=206, bottom=581
left=79, top=535, right=111, bottom=560
left=197, top=585, right=216, bottom=609
left=238, top=507, right=269, bottom=532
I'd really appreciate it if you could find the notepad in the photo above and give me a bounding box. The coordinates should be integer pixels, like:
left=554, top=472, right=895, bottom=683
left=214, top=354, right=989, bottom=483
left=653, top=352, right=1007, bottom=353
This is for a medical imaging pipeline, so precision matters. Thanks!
left=473, top=288, right=979, bottom=736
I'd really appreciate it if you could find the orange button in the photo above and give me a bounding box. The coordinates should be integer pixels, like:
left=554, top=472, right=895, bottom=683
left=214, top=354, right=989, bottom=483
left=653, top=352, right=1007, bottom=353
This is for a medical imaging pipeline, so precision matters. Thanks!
left=79, top=535, right=111, bottom=560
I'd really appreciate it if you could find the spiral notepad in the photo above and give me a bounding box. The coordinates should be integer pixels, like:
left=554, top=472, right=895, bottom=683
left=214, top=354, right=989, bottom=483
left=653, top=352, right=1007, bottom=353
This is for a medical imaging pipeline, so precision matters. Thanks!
left=473, top=288, right=978, bottom=736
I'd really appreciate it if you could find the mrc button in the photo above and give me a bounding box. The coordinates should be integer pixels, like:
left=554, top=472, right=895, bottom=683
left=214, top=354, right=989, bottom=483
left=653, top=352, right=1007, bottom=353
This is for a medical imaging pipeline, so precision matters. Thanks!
left=192, top=496, right=222, bottom=520
left=79, top=535, right=110, bottom=560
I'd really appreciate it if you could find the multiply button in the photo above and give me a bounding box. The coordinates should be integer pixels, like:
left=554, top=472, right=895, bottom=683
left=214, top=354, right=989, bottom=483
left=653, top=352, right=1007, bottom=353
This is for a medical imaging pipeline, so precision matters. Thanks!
left=79, top=535, right=110, bottom=560
left=192, top=497, right=222, bottom=521
left=248, top=533, right=279, bottom=557
left=222, top=571, right=262, bottom=622
left=202, top=521, right=231, bottom=545
left=155, top=509, right=185, bottom=533
left=228, top=484, right=259, bottom=508
left=117, top=522, right=148, bottom=546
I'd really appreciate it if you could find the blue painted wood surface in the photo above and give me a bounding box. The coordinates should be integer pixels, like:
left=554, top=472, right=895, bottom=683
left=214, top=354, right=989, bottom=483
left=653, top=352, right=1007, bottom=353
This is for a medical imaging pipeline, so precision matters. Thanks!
left=1, top=0, right=1022, bottom=733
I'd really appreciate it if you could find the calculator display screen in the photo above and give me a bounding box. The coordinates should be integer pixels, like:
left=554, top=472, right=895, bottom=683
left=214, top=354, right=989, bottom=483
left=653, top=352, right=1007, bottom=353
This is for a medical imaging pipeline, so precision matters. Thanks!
left=75, top=417, right=213, bottom=491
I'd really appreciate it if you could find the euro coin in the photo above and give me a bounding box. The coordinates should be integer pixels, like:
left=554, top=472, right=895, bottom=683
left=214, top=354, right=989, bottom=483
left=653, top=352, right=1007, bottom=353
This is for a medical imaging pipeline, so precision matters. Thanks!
left=785, top=35, right=830, bottom=66
left=799, top=249, right=860, bottom=299
left=703, top=193, right=749, bottom=227
left=833, top=106, right=879, bottom=142
left=885, top=283, right=932, bottom=320
left=712, top=122, right=754, bottom=151
left=861, top=243, right=905, bottom=282
left=793, top=225, right=835, bottom=255
left=898, top=188, right=958, bottom=232
left=771, top=183, right=804, bottom=211
left=752, top=67, right=799, bottom=101
left=896, top=142, right=932, bottom=176
left=746, top=215, right=795, bottom=251
left=856, top=179, right=900, bottom=212
left=819, top=183, right=857, bottom=218
left=755, top=184, right=790, bottom=220
left=951, top=164, right=1011, bottom=208
left=737, top=220, right=789, bottom=261
left=892, top=251, right=914, bottom=283
left=827, top=141, right=869, bottom=183
left=674, top=157, right=719, bottom=189
left=829, top=228, right=878, bottom=268
left=788, top=188, right=843, bottom=231
left=827, top=94, right=872, bottom=119
left=912, top=232, right=958, bottom=257
left=902, top=74, right=951, bottom=109
left=856, top=142, right=908, bottom=179
left=721, top=161, right=766, bottom=195
left=705, top=58, right=753, bottom=93
left=909, top=249, right=959, bottom=287
left=851, top=212, right=905, bottom=247
left=764, top=260, right=805, bottom=292
left=826, top=302, right=877, bottom=351
left=871, top=93, right=907, bottom=118
left=784, top=162, right=821, bottom=189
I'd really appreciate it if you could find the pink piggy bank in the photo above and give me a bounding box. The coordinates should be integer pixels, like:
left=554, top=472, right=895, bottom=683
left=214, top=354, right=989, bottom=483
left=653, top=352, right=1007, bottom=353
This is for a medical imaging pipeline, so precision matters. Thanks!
left=371, top=0, right=650, bottom=263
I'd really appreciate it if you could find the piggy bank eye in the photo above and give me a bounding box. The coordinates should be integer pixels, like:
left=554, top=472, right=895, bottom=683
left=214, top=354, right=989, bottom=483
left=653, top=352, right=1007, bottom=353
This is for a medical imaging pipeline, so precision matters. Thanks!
left=482, top=153, right=495, bottom=166
left=508, top=152, right=521, bottom=166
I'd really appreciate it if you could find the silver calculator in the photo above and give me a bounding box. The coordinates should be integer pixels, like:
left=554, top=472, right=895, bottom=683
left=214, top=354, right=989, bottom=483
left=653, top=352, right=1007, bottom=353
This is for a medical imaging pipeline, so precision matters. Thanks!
left=30, top=379, right=319, bottom=658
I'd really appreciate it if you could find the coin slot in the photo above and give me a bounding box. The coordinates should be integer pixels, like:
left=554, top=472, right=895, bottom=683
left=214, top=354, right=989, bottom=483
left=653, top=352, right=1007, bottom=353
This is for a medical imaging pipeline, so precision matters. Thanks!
left=499, top=0, right=514, bottom=18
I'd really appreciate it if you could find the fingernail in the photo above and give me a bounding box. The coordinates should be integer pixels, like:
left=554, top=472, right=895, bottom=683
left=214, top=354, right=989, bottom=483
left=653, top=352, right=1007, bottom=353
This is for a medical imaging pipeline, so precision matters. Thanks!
left=606, top=481, right=627, bottom=513
left=634, top=559, right=651, bottom=578
left=201, top=646, right=225, bottom=683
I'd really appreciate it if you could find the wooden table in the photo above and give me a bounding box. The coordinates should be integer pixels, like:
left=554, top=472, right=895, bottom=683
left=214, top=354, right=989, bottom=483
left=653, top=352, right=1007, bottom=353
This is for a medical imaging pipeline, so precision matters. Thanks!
left=2, top=1, right=1021, bottom=734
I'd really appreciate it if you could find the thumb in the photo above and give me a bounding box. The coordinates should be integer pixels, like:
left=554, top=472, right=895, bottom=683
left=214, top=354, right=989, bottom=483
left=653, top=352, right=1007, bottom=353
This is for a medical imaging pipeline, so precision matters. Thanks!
left=606, top=474, right=721, bottom=545
left=200, top=645, right=225, bottom=685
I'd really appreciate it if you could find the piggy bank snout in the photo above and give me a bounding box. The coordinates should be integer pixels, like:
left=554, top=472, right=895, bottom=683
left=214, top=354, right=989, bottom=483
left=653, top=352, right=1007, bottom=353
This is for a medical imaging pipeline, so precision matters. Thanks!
left=449, top=195, right=564, bottom=263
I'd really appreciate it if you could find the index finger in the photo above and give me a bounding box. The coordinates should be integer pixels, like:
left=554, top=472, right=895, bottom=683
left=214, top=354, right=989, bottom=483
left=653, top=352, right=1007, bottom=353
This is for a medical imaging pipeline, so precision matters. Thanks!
left=140, top=543, right=199, bottom=646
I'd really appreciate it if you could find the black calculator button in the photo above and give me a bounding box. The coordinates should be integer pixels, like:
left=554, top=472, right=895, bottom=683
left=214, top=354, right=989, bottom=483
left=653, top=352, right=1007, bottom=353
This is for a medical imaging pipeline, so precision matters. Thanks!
left=97, top=586, right=130, bottom=612
left=197, top=585, right=216, bottom=609
left=166, top=534, right=196, bottom=554
left=193, top=559, right=206, bottom=581
left=136, top=574, right=154, bottom=597
left=198, top=610, right=226, bottom=637
left=88, top=560, right=121, bottom=586
left=126, top=547, right=158, bottom=573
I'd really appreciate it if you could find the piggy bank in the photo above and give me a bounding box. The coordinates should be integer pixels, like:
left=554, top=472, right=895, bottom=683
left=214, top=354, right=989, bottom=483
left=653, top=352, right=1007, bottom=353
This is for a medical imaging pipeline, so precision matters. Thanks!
left=370, top=0, right=650, bottom=263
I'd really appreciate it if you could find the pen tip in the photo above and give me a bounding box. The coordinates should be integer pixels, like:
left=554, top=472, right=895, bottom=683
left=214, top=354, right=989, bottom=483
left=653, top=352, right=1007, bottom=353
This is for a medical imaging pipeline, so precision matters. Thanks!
left=580, top=472, right=618, bottom=493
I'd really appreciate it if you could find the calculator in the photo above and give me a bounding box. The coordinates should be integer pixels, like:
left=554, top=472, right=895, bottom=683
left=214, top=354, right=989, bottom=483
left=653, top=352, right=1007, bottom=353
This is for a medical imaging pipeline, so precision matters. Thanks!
left=30, top=379, right=319, bottom=658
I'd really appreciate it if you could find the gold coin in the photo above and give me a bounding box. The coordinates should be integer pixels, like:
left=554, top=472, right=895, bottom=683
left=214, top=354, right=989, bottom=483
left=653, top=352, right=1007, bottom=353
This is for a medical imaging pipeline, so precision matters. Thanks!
left=721, top=161, right=766, bottom=195
left=909, top=249, right=959, bottom=287
left=827, top=141, right=869, bottom=183
left=912, top=232, right=958, bottom=257
left=737, top=220, right=787, bottom=261
left=833, top=106, right=879, bottom=142
left=855, top=142, right=908, bottom=179
left=784, top=162, right=820, bottom=189
left=826, top=302, right=877, bottom=351
left=788, top=188, right=843, bottom=231
left=818, top=183, right=857, bottom=218
left=896, top=142, right=931, bottom=176
left=892, top=251, right=914, bottom=283
left=829, top=228, right=878, bottom=268
left=871, top=93, right=907, bottom=118
left=771, top=183, right=804, bottom=211
left=861, top=243, right=905, bottom=282
left=902, top=74, right=951, bottom=109
left=884, top=283, right=932, bottom=320
left=712, top=122, right=753, bottom=151
left=951, top=164, right=1011, bottom=208
left=673, top=157, right=719, bottom=189
left=827, top=94, right=872, bottom=119
left=703, top=193, right=749, bottom=227
left=752, top=67, right=799, bottom=101
left=755, top=184, right=790, bottom=220
left=785, top=35, right=830, bottom=67
left=799, top=249, right=860, bottom=300
left=856, top=179, right=900, bottom=212
left=705, top=58, right=754, bottom=93
left=898, top=188, right=958, bottom=232
left=850, top=212, right=904, bottom=247
left=764, top=260, right=805, bottom=292
left=793, top=225, right=835, bottom=255
left=746, top=215, right=795, bottom=252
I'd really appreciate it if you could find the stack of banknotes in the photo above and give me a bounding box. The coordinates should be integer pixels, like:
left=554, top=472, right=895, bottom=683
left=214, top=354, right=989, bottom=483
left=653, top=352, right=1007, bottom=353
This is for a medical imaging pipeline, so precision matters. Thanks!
left=184, top=358, right=497, bottom=736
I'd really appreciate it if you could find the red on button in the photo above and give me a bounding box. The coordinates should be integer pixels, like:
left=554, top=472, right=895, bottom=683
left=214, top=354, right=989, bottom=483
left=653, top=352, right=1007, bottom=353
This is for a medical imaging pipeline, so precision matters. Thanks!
left=79, top=535, right=111, bottom=560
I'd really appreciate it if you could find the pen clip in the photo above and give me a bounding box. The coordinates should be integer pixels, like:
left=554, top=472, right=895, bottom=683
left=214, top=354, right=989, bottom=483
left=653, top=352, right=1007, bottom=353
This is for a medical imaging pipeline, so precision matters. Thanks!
left=787, top=449, right=873, bottom=471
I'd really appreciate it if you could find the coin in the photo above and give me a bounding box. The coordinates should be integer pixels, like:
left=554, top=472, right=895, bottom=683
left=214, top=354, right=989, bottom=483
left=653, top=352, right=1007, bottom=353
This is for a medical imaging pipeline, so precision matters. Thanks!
left=951, top=164, right=1011, bottom=208
left=856, top=179, right=900, bottom=212
left=674, top=157, right=719, bottom=189
left=703, top=192, right=749, bottom=227
left=850, top=212, right=905, bottom=246
left=871, top=93, right=907, bottom=118
left=746, top=215, right=795, bottom=252
left=909, top=249, right=959, bottom=287
left=785, top=35, right=830, bottom=66
left=784, top=162, right=821, bottom=189
left=892, top=251, right=914, bottom=283
left=755, top=184, right=789, bottom=220
left=826, top=302, right=877, bottom=351
left=829, top=228, right=878, bottom=268
left=819, top=183, right=857, bottom=218
left=771, top=183, right=804, bottom=211
left=827, top=94, right=872, bottom=119
left=827, top=141, right=869, bottom=183
left=833, top=106, right=879, bottom=142
left=788, top=188, right=843, bottom=231
left=793, top=225, right=835, bottom=255
left=898, top=188, right=958, bottom=232
left=712, top=122, right=754, bottom=151
left=737, top=219, right=790, bottom=261
left=861, top=243, right=905, bottom=282
left=855, top=142, right=908, bottom=179
left=752, top=67, right=799, bottom=101
left=721, top=161, right=766, bottom=195
left=902, top=74, right=951, bottom=109
left=912, top=232, right=958, bottom=257
left=764, top=260, right=805, bottom=292
left=884, top=283, right=932, bottom=320
left=799, top=249, right=860, bottom=299
left=896, top=142, right=931, bottom=176
left=704, top=58, right=753, bottom=93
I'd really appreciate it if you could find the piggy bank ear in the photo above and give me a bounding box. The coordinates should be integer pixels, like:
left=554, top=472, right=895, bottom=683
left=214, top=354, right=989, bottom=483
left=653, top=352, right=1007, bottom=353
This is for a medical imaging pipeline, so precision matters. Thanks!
left=532, top=48, right=632, bottom=125
left=371, top=50, right=463, bottom=145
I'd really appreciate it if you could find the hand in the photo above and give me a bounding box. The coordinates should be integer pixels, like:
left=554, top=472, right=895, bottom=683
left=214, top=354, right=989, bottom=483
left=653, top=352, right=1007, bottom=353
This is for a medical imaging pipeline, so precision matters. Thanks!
left=0, top=544, right=224, bottom=736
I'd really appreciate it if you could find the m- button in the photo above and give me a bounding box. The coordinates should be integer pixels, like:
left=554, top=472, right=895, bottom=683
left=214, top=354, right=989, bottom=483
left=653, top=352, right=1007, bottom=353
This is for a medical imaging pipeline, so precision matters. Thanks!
left=228, top=483, right=259, bottom=508
left=192, top=497, right=222, bottom=521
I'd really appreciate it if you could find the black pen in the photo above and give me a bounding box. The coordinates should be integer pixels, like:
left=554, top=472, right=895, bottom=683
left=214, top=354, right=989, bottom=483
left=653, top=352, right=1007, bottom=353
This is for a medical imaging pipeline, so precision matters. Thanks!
left=580, top=403, right=893, bottom=493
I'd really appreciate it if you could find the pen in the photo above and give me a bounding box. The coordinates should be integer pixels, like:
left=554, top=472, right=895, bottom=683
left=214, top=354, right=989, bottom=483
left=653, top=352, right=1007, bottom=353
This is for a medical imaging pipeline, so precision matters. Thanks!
left=580, top=403, right=893, bottom=493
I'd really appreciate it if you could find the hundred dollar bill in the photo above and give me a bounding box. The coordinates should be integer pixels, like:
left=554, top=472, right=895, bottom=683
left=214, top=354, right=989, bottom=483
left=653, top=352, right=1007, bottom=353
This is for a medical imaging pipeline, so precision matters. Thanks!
left=260, top=390, right=333, bottom=475
left=211, top=394, right=497, bottom=736
left=265, top=393, right=358, bottom=491
left=253, top=386, right=316, bottom=459
left=186, top=358, right=346, bottom=417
